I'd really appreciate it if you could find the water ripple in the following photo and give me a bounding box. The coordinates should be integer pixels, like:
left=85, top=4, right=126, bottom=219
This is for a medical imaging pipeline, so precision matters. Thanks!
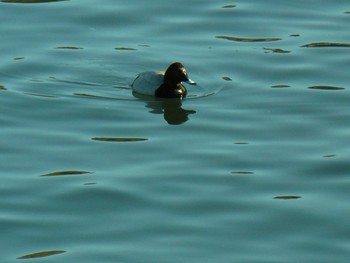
left=216, top=35, right=282, bottom=42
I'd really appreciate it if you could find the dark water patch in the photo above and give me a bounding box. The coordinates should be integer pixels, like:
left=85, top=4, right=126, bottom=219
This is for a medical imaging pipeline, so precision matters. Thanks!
left=271, top=84, right=290, bottom=88
left=301, top=42, right=350, bottom=48
left=41, top=170, right=92, bottom=176
left=13, top=57, right=24, bottom=60
left=24, top=92, right=56, bottom=98
left=92, top=137, right=148, bottom=142
left=232, top=171, right=255, bottom=175
left=274, top=196, right=302, bottom=200
left=55, top=46, right=83, bottom=50
left=17, top=250, right=65, bottom=259
left=74, top=93, right=113, bottom=99
left=345, top=11, right=350, bottom=14
left=0, top=85, right=7, bottom=90
left=263, top=47, right=290, bottom=53
left=234, top=142, right=249, bottom=145
left=222, top=4, right=236, bottom=8
left=114, top=47, right=137, bottom=51
left=308, top=85, right=345, bottom=90
left=216, top=36, right=282, bottom=42
left=84, top=182, right=97, bottom=186
left=323, top=154, right=336, bottom=158
left=222, top=76, right=232, bottom=81
left=1, top=0, right=64, bottom=3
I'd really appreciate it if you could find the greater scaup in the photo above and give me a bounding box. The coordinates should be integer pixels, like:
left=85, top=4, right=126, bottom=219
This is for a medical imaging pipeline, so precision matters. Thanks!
left=131, top=62, right=196, bottom=98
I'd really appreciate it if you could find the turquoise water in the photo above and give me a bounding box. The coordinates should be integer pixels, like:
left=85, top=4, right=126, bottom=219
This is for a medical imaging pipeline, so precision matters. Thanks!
left=1, top=0, right=350, bottom=262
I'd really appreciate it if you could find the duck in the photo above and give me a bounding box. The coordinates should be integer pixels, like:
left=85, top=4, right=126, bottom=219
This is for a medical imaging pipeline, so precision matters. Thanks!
left=131, top=62, right=196, bottom=98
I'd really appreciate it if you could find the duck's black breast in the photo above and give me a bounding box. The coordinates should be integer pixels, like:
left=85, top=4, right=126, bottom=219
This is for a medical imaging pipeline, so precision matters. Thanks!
left=155, top=84, right=187, bottom=98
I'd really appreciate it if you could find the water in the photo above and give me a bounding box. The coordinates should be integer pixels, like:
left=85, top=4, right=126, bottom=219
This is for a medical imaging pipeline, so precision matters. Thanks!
left=1, top=0, right=350, bottom=262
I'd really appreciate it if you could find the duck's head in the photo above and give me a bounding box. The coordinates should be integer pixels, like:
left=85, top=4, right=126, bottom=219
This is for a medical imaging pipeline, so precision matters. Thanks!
left=164, top=62, right=196, bottom=86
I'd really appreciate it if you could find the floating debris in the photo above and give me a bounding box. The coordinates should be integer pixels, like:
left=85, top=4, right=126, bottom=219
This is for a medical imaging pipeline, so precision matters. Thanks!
left=308, top=86, right=345, bottom=90
left=222, top=76, right=232, bottom=81
left=222, top=4, right=236, bottom=8
left=17, top=250, right=65, bottom=259
left=216, top=36, right=282, bottom=42
left=55, top=46, right=83, bottom=50
left=92, top=137, right=148, bottom=142
left=114, top=47, right=137, bottom=51
left=0, top=85, right=7, bottom=90
left=301, top=42, right=350, bottom=48
left=41, top=170, right=92, bottom=177
left=232, top=171, right=255, bottom=175
left=274, top=196, right=301, bottom=200
left=290, top=34, right=300, bottom=37
left=13, top=57, right=24, bottom=60
left=263, top=47, right=290, bottom=53
left=271, top=84, right=290, bottom=88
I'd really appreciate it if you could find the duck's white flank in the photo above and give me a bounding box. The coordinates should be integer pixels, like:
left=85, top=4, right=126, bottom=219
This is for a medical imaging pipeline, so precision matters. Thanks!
left=131, top=71, right=164, bottom=96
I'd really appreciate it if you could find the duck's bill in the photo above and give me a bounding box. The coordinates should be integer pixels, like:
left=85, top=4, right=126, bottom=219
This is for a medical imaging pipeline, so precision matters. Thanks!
left=185, top=79, right=196, bottom=85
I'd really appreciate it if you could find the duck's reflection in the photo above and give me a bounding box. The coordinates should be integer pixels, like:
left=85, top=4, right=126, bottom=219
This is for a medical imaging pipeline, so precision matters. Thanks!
left=162, top=98, right=196, bottom=125
left=134, top=93, right=196, bottom=125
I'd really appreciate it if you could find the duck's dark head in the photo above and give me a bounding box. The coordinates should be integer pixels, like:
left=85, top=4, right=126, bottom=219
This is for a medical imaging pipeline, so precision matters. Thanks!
left=163, top=62, right=196, bottom=86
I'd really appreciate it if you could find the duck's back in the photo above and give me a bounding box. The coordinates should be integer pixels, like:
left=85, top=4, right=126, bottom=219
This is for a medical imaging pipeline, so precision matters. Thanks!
left=131, top=71, right=164, bottom=96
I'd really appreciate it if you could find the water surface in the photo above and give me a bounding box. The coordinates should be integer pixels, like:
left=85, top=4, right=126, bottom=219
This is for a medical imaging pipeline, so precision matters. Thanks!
left=1, top=0, right=350, bottom=262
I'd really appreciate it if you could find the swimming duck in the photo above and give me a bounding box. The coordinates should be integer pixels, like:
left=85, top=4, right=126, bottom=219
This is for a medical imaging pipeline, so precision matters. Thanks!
left=131, top=62, right=196, bottom=98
